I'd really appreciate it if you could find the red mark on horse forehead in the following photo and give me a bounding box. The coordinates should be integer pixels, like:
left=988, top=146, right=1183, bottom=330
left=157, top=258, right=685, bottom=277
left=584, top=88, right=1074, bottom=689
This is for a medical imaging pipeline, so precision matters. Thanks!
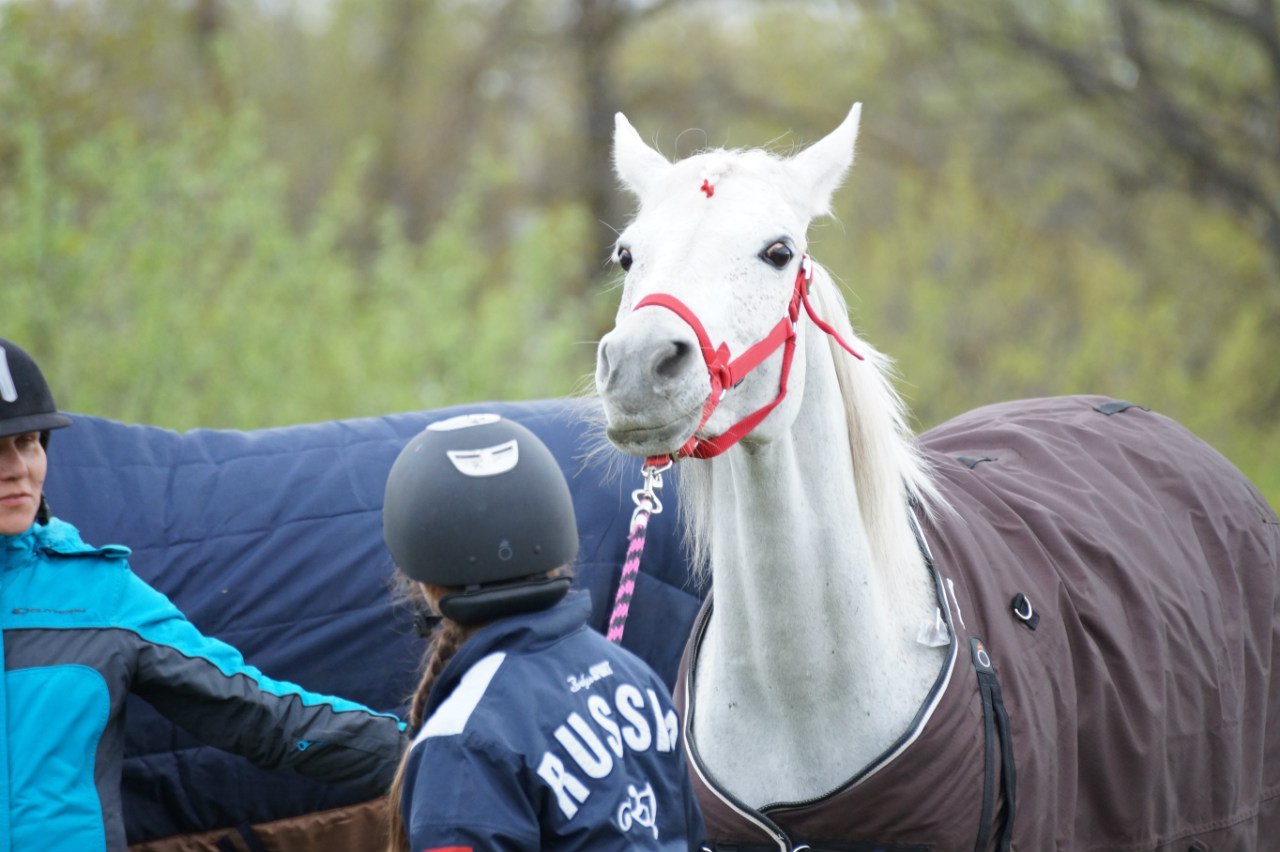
left=700, top=179, right=715, bottom=198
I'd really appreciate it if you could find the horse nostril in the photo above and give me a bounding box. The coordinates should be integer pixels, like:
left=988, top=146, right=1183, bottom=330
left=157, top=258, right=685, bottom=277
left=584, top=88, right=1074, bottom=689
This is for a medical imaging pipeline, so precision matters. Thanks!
left=596, top=340, right=615, bottom=389
left=654, top=340, right=693, bottom=380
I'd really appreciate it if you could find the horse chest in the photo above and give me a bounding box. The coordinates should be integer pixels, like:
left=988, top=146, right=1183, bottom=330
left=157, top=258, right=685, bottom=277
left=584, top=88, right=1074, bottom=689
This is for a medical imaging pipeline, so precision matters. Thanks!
left=686, top=610, right=944, bottom=808
left=676, top=582, right=994, bottom=852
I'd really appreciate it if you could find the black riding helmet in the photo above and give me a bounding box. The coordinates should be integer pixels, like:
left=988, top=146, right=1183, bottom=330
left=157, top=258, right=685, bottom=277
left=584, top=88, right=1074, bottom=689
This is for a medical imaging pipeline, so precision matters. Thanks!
left=1, top=338, right=72, bottom=526
left=383, top=414, right=578, bottom=626
left=0, top=338, right=72, bottom=440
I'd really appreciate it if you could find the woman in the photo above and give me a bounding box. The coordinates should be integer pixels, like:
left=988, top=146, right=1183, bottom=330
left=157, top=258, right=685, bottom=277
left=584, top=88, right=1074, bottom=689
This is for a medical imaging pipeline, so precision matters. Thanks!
left=382, top=413, right=704, bottom=851
left=0, top=337, right=406, bottom=852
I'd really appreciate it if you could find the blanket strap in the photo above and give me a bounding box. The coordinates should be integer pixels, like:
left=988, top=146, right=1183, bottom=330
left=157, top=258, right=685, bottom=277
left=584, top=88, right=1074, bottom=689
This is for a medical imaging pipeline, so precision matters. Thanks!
left=214, top=824, right=268, bottom=852
left=970, top=638, right=1017, bottom=852
left=702, top=842, right=930, bottom=851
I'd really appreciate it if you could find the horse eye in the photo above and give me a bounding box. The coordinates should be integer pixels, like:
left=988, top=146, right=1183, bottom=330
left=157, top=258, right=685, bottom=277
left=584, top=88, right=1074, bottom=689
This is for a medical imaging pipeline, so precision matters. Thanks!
left=761, top=242, right=793, bottom=269
left=616, top=247, right=634, bottom=272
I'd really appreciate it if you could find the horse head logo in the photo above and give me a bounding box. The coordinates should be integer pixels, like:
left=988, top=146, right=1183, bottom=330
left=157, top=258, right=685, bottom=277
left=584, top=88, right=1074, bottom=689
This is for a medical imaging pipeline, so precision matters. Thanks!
left=615, top=782, right=659, bottom=840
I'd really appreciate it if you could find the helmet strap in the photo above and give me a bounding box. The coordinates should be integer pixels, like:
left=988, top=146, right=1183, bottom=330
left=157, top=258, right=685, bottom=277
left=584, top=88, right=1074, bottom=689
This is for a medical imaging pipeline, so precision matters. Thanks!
left=36, top=430, right=52, bottom=525
left=412, top=607, right=442, bottom=637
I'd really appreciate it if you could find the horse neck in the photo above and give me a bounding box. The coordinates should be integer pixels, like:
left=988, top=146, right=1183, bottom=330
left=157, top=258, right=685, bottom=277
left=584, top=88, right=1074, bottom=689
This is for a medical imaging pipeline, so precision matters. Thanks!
left=683, top=278, right=945, bottom=802
left=685, top=273, right=937, bottom=657
left=697, top=326, right=932, bottom=675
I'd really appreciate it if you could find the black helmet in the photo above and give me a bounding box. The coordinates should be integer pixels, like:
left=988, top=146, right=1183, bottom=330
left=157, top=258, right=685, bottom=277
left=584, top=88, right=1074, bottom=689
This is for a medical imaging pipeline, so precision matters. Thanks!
left=383, top=414, right=578, bottom=625
left=0, top=338, right=71, bottom=440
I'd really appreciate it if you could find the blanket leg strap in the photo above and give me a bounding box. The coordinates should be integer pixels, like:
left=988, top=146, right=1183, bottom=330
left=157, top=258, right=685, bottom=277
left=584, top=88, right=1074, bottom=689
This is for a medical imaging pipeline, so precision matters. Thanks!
left=970, top=638, right=1017, bottom=852
left=214, top=824, right=268, bottom=852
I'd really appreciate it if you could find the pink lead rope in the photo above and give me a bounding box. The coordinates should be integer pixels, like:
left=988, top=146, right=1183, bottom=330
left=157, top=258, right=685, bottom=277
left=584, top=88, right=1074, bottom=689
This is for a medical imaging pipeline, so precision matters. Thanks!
left=605, top=459, right=669, bottom=643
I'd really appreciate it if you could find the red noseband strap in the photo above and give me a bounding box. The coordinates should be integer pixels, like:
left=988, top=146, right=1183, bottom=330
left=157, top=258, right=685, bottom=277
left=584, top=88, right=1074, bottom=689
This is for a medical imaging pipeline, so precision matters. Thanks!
left=633, top=256, right=863, bottom=465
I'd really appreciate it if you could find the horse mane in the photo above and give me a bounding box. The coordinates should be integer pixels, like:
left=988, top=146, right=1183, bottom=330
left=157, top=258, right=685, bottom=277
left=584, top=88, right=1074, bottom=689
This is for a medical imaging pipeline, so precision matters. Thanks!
left=809, top=263, right=948, bottom=556
left=677, top=262, right=946, bottom=585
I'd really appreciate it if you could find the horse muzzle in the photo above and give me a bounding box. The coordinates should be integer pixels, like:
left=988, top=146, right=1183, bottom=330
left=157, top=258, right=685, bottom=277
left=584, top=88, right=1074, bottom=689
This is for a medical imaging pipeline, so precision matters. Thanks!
left=596, top=311, right=712, bottom=457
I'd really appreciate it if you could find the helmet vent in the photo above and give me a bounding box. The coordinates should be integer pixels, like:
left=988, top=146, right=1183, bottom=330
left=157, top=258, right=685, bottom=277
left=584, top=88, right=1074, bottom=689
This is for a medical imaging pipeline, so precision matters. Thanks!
left=447, top=440, right=519, bottom=477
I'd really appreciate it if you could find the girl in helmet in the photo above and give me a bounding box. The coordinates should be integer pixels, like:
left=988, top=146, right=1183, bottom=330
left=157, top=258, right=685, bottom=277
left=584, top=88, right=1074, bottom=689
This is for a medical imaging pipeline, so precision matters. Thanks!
left=382, top=413, right=704, bottom=852
left=0, top=338, right=406, bottom=852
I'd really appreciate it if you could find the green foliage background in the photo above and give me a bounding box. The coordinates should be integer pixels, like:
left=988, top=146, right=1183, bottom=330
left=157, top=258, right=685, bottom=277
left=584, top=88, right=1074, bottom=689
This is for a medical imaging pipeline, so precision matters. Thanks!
left=2, top=0, right=1276, bottom=509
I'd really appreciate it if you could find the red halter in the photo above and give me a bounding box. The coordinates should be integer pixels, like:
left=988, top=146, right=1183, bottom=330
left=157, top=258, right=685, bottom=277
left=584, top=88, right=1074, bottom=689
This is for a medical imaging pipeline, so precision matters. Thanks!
left=633, top=256, right=864, bottom=466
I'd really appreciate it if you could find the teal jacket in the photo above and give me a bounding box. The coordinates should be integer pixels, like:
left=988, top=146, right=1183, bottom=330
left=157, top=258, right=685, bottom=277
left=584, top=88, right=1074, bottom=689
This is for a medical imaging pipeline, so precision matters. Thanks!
left=0, top=518, right=405, bottom=852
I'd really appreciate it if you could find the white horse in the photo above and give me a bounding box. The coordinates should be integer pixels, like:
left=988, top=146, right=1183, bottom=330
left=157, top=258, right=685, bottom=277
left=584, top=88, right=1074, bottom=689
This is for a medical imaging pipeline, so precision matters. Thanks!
left=596, top=103, right=944, bottom=803
left=595, top=104, right=1280, bottom=850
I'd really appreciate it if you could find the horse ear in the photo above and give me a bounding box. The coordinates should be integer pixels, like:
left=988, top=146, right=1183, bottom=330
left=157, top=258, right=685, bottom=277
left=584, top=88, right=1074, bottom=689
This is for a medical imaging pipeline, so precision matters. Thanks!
left=787, top=103, right=862, bottom=218
left=614, top=112, right=672, bottom=199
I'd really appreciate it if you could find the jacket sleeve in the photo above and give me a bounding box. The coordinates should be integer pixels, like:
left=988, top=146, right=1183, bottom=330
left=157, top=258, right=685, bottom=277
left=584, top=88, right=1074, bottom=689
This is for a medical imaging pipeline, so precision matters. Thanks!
left=116, top=567, right=407, bottom=795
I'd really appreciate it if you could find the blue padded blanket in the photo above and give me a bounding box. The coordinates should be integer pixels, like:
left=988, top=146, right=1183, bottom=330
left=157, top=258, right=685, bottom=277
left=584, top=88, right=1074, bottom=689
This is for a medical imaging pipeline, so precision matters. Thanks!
left=42, top=398, right=701, bottom=845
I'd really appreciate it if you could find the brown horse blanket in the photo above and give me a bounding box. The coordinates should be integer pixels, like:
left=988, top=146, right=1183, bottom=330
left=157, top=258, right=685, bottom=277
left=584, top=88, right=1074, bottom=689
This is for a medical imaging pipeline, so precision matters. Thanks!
left=681, top=395, right=1280, bottom=851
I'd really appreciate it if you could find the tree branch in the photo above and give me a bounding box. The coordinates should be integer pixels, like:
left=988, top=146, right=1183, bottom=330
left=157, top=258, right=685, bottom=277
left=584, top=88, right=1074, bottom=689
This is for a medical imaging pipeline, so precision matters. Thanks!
left=999, top=2, right=1280, bottom=269
left=1154, top=0, right=1280, bottom=107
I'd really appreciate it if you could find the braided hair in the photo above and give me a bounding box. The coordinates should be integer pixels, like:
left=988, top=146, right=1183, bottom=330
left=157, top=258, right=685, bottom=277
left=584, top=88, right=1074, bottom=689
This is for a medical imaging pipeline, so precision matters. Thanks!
left=383, top=566, right=572, bottom=852
left=384, top=583, right=477, bottom=852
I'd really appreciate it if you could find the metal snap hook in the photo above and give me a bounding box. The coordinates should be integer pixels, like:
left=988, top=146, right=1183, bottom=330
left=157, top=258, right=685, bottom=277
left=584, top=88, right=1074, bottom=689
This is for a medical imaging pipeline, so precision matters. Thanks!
left=632, top=459, right=672, bottom=516
left=630, top=486, right=664, bottom=515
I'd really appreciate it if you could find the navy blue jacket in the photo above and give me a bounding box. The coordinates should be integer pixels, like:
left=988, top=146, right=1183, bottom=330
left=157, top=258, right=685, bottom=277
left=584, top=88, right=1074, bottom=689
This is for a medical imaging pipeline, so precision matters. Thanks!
left=401, top=592, right=705, bottom=851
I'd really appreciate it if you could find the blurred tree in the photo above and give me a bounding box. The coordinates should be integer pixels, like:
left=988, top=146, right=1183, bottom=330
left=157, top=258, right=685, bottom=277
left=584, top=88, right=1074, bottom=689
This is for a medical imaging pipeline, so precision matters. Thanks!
left=0, top=0, right=1275, bottom=506
left=366, top=0, right=429, bottom=239
left=570, top=0, right=683, bottom=265
left=833, top=0, right=1280, bottom=500
left=192, top=0, right=231, bottom=111
left=906, top=0, right=1280, bottom=275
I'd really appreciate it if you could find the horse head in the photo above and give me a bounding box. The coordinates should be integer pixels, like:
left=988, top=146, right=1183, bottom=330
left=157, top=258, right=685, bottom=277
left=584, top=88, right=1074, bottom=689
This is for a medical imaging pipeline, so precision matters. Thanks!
left=595, top=105, right=863, bottom=462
